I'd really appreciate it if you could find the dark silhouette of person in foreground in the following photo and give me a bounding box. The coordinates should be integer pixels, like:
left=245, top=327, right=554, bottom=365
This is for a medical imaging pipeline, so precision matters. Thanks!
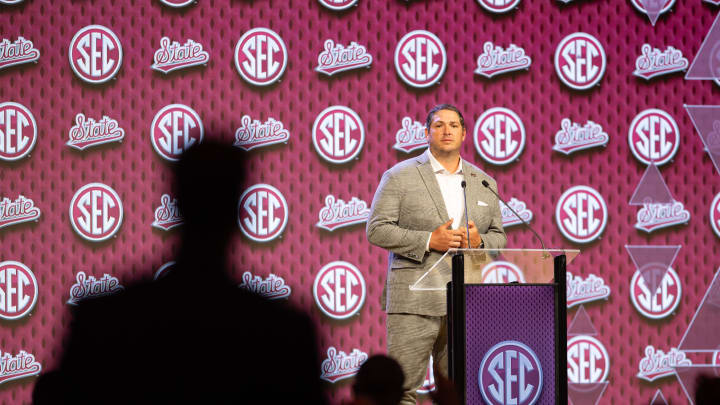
left=696, top=374, right=720, bottom=405
left=349, top=355, right=405, bottom=405
left=33, top=141, right=328, bottom=404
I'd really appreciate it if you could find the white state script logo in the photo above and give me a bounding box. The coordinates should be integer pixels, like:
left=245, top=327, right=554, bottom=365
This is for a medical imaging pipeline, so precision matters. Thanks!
left=318, top=0, right=358, bottom=10
left=0, top=350, right=41, bottom=386
left=0, top=37, right=40, bottom=70
left=567, top=335, right=610, bottom=383
left=151, top=104, right=204, bottom=161
left=637, top=345, right=691, bottom=381
left=566, top=272, right=611, bottom=308
left=152, top=194, right=183, bottom=231
left=630, top=266, right=681, bottom=319
left=234, top=28, right=287, bottom=86
left=69, top=183, right=123, bottom=242
left=151, top=37, right=209, bottom=74
left=0, top=195, right=40, bottom=229
left=0, top=102, right=37, bottom=161
left=66, top=271, right=124, bottom=305
left=394, top=117, right=426, bottom=153
left=234, top=115, right=289, bottom=151
left=555, top=185, right=608, bottom=244
left=628, top=109, right=679, bottom=166
left=0, top=261, right=38, bottom=320
left=67, top=113, right=124, bottom=150
left=394, top=30, right=446, bottom=88
left=238, top=271, right=291, bottom=299
left=313, top=261, right=366, bottom=319
left=501, top=197, right=533, bottom=228
left=554, top=33, right=606, bottom=90
left=634, top=44, right=688, bottom=80
left=711, top=192, right=720, bottom=239
left=635, top=201, right=690, bottom=233
left=238, top=184, right=288, bottom=242
left=475, top=41, right=531, bottom=78
left=316, top=39, right=372, bottom=76
left=68, top=25, right=122, bottom=84
left=474, top=107, right=526, bottom=165
left=553, top=118, right=609, bottom=155
left=320, top=347, right=368, bottom=383
left=312, top=106, right=365, bottom=164
left=316, top=195, right=370, bottom=231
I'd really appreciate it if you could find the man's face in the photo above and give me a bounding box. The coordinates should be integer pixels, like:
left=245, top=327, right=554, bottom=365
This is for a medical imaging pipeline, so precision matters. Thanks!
left=425, top=109, right=466, bottom=155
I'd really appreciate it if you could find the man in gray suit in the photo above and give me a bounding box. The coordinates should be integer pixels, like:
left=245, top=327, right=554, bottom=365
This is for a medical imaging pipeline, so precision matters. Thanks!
left=367, top=104, right=507, bottom=404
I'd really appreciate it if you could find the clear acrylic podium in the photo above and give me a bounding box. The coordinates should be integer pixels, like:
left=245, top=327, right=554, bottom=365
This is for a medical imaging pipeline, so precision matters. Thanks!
left=411, top=248, right=579, bottom=405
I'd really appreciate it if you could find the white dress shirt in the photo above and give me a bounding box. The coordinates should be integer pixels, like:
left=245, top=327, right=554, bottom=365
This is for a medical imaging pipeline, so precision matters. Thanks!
left=425, top=149, right=465, bottom=250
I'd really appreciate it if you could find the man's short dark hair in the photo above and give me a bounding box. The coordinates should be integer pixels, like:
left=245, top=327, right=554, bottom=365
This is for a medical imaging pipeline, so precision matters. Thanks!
left=425, top=104, right=466, bottom=131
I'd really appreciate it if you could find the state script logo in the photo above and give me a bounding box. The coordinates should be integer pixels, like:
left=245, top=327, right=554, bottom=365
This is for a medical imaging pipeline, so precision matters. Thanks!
left=475, top=41, right=531, bottom=78
left=630, top=266, right=681, bottom=319
left=553, top=118, right=609, bottom=155
left=67, top=271, right=124, bottom=305
left=316, top=194, right=370, bottom=231
left=238, top=184, right=288, bottom=242
left=67, top=113, right=124, bottom=150
left=151, top=104, right=204, bottom=162
left=234, top=28, right=287, bottom=86
left=234, top=115, right=289, bottom=151
left=566, top=272, right=610, bottom=308
left=316, top=39, right=372, bottom=76
left=394, top=30, right=446, bottom=88
left=152, top=194, right=183, bottom=231
left=0, top=261, right=38, bottom=320
left=68, top=25, right=122, bottom=84
left=69, top=183, right=123, bottom=242
left=634, top=44, right=688, bottom=80
left=394, top=117, right=426, bottom=153
left=0, top=102, right=37, bottom=161
left=312, top=106, right=365, bottom=164
left=238, top=271, right=291, bottom=300
left=628, top=109, right=679, bottom=166
left=478, top=341, right=543, bottom=405
left=320, top=346, right=368, bottom=383
left=474, top=107, right=525, bottom=165
left=555, top=33, right=606, bottom=90
left=711, top=192, right=720, bottom=239
left=151, top=36, right=209, bottom=74
left=0, top=350, right=41, bottom=386
left=555, top=185, right=608, bottom=244
left=0, top=37, right=40, bottom=70
left=637, top=345, right=690, bottom=382
left=501, top=197, right=533, bottom=228
left=567, top=335, right=610, bottom=383
left=313, top=261, right=366, bottom=319
left=0, top=195, right=40, bottom=230
left=635, top=200, right=690, bottom=233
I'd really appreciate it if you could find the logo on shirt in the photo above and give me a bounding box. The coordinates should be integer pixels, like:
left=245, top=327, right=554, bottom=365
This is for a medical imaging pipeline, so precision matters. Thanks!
left=69, top=183, right=123, bottom=242
left=554, top=33, right=606, bottom=90
left=633, top=44, right=688, bottom=80
left=237, top=184, right=288, bottom=242
left=477, top=0, right=521, bottom=13
left=152, top=194, right=183, bottom=231
left=394, top=117, right=427, bottom=153
left=567, top=335, right=610, bottom=383
left=316, top=195, right=370, bottom=231
left=320, top=346, right=368, bottom=383
left=151, top=37, right=209, bottom=74
left=313, top=261, right=366, bottom=319
left=68, top=25, right=122, bottom=84
left=630, top=266, right=681, bottom=319
left=67, top=113, right=124, bottom=150
left=0, top=350, right=41, bottom=386
left=566, top=272, right=610, bottom=308
left=555, top=186, right=607, bottom=244
left=628, top=109, right=679, bottom=166
left=552, top=118, right=609, bottom=155
left=318, top=0, right=358, bottom=10
left=478, top=341, right=543, bottom=405
left=233, top=115, right=289, bottom=151
left=474, top=107, right=525, bottom=165
left=316, top=39, right=372, bottom=76
left=0, top=37, right=40, bottom=70
left=151, top=104, right=204, bottom=162
left=394, top=30, right=446, bottom=88
left=711, top=192, right=720, bottom=239
left=0, top=261, right=38, bottom=320
left=312, top=106, right=365, bottom=164
left=481, top=261, right=525, bottom=283
left=637, top=345, right=691, bottom=382
left=238, top=271, right=291, bottom=300
left=501, top=197, right=533, bottom=228
left=0, top=195, right=40, bottom=230
left=234, top=28, right=287, bottom=86
left=475, top=41, right=531, bottom=78
left=66, top=271, right=124, bottom=305
left=0, top=102, right=37, bottom=161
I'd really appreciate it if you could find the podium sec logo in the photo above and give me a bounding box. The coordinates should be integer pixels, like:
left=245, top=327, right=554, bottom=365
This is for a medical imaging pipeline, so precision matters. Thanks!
left=628, top=109, right=679, bottom=166
left=394, top=30, right=446, bottom=88
left=630, top=266, right=681, bottom=319
left=567, top=335, right=610, bottom=383
left=312, top=106, right=365, bottom=164
left=238, top=184, right=288, bottom=243
left=474, top=107, right=526, bottom=165
left=313, top=261, right=366, bottom=319
left=69, top=183, right=123, bottom=242
left=234, top=28, right=287, bottom=86
left=0, top=102, right=36, bottom=161
left=478, top=340, right=542, bottom=405
left=151, top=104, right=204, bottom=162
left=0, top=261, right=38, bottom=320
left=555, top=185, right=607, bottom=244
left=554, top=32, right=606, bottom=90
left=68, top=25, right=122, bottom=84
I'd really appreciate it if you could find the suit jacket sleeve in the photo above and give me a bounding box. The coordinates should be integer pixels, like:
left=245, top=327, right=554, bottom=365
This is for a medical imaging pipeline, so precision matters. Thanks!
left=478, top=178, right=507, bottom=250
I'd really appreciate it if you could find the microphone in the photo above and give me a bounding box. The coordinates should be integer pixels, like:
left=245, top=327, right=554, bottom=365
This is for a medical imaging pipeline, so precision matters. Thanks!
left=461, top=180, right=471, bottom=248
left=481, top=180, right=547, bottom=252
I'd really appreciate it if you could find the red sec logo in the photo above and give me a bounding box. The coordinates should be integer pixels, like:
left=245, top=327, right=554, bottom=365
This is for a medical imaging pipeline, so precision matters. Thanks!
left=313, top=261, right=366, bottom=319
left=238, top=184, right=288, bottom=242
left=711, top=192, right=720, bottom=239
left=477, top=0, right=521, bottom=13
left=567, top=335, right=610, bottom=383
left=159, top=0, right=194, bottom=7
left=630, top=266, right=681, bottom=319
left=628, top=109, right=679, bottom=166
left=394, top=30, right=447, bottom=88
left=151, top=104, right=204, bottom=162
left=69, top=183, right=123, bottom=242
left=68, top=25, right=123, bottom=84
left=554, top=33, right=606, bottom=90
left=234, top=28, right=287, bottom=86
left=312, top=106, right=365, bottom=164
left=0, top=102, right=37, bottom=161
left=0, top=261, right=38, bottom=320
left=481, top=261, right=525, bottom=283
left=555, top=186, right=607, bottom=244
left=318, top=0, right=357, bottom=10
left=474, top=107, right=525, bottom=165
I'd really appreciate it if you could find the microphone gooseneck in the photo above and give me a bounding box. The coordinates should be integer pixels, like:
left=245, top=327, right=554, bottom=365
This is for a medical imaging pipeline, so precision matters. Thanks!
left=461, top=180, right=471, bottom=248
left=481, top=180, right=547, bottom=252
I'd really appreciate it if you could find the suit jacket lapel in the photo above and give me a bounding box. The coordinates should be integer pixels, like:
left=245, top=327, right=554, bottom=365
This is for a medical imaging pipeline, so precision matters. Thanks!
left=416, top=153, right=450, bottom=223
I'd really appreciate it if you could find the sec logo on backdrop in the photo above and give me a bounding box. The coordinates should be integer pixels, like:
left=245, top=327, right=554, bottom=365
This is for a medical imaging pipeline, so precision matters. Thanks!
left=478, top=341, right=542, bottom=405
left=159, top=0, right=194, bottom=7
left=477, top=0, right=521, bottom=14
left=567, top=335, right=610, bottom=383
left=312, top=106, right=365, bottom=164
left=68, top=25, right=122, bottom=84
left=69, top=183, right=123, bottom=242
left=394, top=30, right=446, bottom=88
left=628, top=109, right=679, bottom=166
left=711, top=192, right=720, bottom=239
left=313, top=261, right=366, bottom=320
left=0, top=102, right=36, bottom=161
left=0, top=261, right=38, bottom=320
left=630, top=266, right=681, bottom=319
left=474, top=107, right=525, bottom=165
left=555, top=186, right=607, bottom=244
left=234, top=28, right=287, bottom=86
left=318, top=0, right=357, bottom=10
left=481, top=261, right=525, bottom=283
left=151, top=104, right=204, bottom=162
left=238, top=184, right=288, bottom=242
left=554, top=33, right=606, bottom=90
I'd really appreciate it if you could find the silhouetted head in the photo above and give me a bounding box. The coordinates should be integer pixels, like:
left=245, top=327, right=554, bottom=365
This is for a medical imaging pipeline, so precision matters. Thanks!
left=353, top=355, right=405, bottom=405
left=696, top=375, right=720, bottom=404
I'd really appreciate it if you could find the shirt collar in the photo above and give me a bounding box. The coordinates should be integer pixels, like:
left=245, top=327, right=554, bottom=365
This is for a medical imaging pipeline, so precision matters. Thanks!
left=426, top=149, right=463, bottom=175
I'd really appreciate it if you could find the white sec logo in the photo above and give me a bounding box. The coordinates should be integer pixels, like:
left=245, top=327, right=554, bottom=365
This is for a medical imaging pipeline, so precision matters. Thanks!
left=711, top=192, right=720, bottom=239
left=0, top=261, right=38, bottom=320
left=394, top=30, right=447, bottom=88
left=312, top=106, right=365, bottom=164
left=0, top=102, right=37, bottom=161
left=159, top=0, right=195, bottom=7
left=234, top=28, right=288, bottom=86
left=628, top=109, right=679, bottom=166
left=313, top=261, right=366, bottom=319
left=481, top=261, right=525, bottom=283
left=477, top=0, right=521, bottom=14
left=567, top=335, right=610, bottom=383
left=150, top=104, right=204, bottom=162
left=238, top=184, right=288, bottom=242
left=68, top=25, right=123, bottom=84
left=69, top=183, right=123, bottom=242
left=630, top=266, right=681, bottom=320
left=554, top=33, right=606, bottom=90
left=474, top=107, right=526, bottom=165
left=555, top=185, right=607, bottom=244
left=318, top=0, right=358, bottom=10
